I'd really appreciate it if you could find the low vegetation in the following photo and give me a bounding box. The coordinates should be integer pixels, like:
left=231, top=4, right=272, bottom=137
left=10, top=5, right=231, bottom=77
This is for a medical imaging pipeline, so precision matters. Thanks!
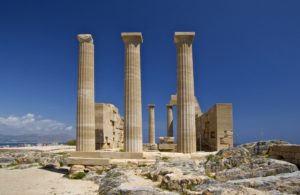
left=161, top=156, right=170, bottom=161
left=71, top=172, right=86, bottom=179
left=206, top=154, right=222, bottom=162
left=66, top=139, right=76, bottom=146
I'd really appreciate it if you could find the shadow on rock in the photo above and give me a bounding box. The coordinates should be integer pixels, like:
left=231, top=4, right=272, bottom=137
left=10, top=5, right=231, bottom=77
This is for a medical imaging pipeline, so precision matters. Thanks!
left=40, top=164, right=69, bottom=175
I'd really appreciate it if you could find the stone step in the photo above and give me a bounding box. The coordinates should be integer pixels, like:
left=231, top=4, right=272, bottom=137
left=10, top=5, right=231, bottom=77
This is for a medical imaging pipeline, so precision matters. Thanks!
left=67, top=157, right=110, bottom=166
left=70, top=151, right=144, bottom=159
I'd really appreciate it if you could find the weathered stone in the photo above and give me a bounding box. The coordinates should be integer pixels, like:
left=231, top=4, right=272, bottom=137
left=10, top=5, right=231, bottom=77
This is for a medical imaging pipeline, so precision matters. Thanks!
left=122, top=32, right=143, bottom=153
left=143, top=143, right=158, bottom=151
left=70, top=151, right=143, bottom=159
left=269, top=144, right=300, bottom=166
left=95, top=103, right=124, bottom=150
left=175, top=32, right=196, bottom=153
left=67, top=157, right=110, bottom=166
left=242, top=140, right=288, bottom=156
left=158, top=144, right=177, bottom=152
left=160, top=137, right=175, bottom=144
left=148, top=104, right=156, bottom=144
left=166, top=104, right=173, bottom=137
left=97, top=168, right=177, bottom=195
left=69, top=164, right=85, bottom=177
left=196, top=104, right=233, bottom=151
left=76, top=34, right=96, bottom=152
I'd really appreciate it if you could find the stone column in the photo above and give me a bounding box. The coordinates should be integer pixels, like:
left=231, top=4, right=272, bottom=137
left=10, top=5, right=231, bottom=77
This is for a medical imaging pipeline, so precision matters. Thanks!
left=166, top=104, right=173, bottom=137
left=174, top=32, right=196, bottom=153
left=148, top=104, right=155, bottom=144
left=122, top=32, right=143, bottom=152
left=76, top=34, right=95, bottom=152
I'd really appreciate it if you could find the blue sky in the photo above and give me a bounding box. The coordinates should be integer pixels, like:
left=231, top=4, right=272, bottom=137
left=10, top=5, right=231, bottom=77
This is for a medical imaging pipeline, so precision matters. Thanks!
left=0, top=0, right=299, bottom=144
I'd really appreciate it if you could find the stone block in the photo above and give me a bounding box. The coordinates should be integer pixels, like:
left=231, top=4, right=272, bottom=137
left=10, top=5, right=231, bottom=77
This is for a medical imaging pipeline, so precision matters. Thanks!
left=67, top=157, right=110, bottom=166
left=220, top=137, right=231, bottom=144
left=277, top=145, right=300, bottom=152
left=159, top=137, right=174, bottom=144
left=295, top=153, right=300, bottom=160
left=282, top=152, right=296, bottom=159
left=158, top=144, right=177, bottom=151
left=224, top=130, right=233, bottom=136
left=143, top=144, right=158, bottom=151
left=70, top=151, right=143, bottom=159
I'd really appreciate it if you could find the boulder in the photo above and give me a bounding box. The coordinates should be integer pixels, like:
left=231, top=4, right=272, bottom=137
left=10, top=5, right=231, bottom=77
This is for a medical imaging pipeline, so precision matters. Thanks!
left=69, top=164, right=85, bottom=178
left=241, top=140, right=289, bottom=156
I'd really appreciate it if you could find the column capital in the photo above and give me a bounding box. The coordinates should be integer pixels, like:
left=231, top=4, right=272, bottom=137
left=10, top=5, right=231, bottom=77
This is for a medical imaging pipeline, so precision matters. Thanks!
left=78, top=34, right=93, bottom=43
left=122, top=32, right=143, bottom=44
left=148, top=104, right=155, bottom=108
left=166, top=104, right=173, bottom=108
left=174, top=32, right=195, bottom=44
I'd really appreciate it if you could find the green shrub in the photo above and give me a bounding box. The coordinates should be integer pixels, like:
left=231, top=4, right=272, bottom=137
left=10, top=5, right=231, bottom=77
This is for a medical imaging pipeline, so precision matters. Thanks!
left=205, top=170, right=216, bottom=179
left=161, top=156, right=169, bottom=161
left=206, top=154, right=222, bottom=162
left=96, top=169, right=104, bottom=175
left=57, top=152, right=68, bottom=156
left=66, top=139, right=76, bottom=146
left=72, top=172, right=86, bottom=179
left=111, top=164, right=118, bottom=169
left=8, top=162, right=18, bottom=167
left=138, top=163, right=148, bottom=167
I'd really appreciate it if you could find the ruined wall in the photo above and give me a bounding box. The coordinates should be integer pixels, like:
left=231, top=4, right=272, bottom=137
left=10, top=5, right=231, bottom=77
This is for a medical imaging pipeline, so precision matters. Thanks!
left=95, top=103, right=124, bottom=150
left=269, top=144, right=300, bottom=167
left=196, top=104, right=233, bottom=151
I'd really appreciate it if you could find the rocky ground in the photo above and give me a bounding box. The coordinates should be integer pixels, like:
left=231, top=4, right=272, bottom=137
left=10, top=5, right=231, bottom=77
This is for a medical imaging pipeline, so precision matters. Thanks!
left=0, top=140, right=300, bottom=195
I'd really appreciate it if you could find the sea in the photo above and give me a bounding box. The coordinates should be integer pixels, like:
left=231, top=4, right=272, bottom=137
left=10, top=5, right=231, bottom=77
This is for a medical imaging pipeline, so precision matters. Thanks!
left=0, top=143, right=59, bottom=147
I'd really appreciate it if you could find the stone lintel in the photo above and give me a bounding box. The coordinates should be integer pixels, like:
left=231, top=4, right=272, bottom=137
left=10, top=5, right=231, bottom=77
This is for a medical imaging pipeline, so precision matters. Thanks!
left=174, top=32, right=195, bottom=44
left=122, top=32, right=143, bottom=44
left=77, top=34, right=93, bottom=43
left=148, top=104, right=155, bottom=108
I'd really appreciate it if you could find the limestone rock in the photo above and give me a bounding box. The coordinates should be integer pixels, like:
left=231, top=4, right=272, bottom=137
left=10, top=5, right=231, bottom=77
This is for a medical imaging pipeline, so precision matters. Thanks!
left=69, top=165, right=85, bottom=177
left=0, top=150, right=68, bottom=169
left=140, top=160, right=208, bottom=192
left=241, top=140, right=289, bottom=156
left=204, top=147, right=298, bottom=182
left=205, top=147, right=251, bottom=173
left=97, top=168, right=177, bottom=195
left=192, top=171, right=300, bottom=195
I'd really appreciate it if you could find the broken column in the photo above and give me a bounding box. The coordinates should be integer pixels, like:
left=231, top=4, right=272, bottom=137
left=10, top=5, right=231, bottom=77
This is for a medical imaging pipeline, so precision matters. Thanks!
left=148, top=104, right=155, bottom=144
left=166, top=104, right=173, bottom=137
left=174, top=32, right=196, bottom=153
left=122, top=32, right=143, bottom=152
left=76, top=34, right=95, bottom=152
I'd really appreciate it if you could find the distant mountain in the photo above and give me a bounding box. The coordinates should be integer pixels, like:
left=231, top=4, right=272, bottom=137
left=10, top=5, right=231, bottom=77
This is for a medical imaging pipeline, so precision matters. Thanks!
left=0, top=133, right=75, bottom=144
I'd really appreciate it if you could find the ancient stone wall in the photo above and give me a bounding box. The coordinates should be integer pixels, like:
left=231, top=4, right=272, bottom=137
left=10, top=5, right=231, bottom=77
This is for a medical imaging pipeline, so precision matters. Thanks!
left=95, top=103, right=124, bottom=150
left=269, top=144, right=300, bottom=167
left=196, top=103, right=233, bottom=151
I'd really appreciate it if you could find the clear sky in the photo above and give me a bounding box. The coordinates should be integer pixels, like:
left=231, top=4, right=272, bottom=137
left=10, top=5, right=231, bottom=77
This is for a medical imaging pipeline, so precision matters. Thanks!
left=0, top=0, right=299, bottom=144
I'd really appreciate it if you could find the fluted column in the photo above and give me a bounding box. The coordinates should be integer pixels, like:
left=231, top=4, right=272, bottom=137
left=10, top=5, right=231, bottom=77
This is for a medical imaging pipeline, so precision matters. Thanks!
left=76, top=34, right=95, bottom=152
left=175, top=32, right=196, bottom=153
left=122, top=32, right=143, bottom=152
left=148, top=104, right=155, bottom=144
left=166, top=104, right=173, bottom=137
